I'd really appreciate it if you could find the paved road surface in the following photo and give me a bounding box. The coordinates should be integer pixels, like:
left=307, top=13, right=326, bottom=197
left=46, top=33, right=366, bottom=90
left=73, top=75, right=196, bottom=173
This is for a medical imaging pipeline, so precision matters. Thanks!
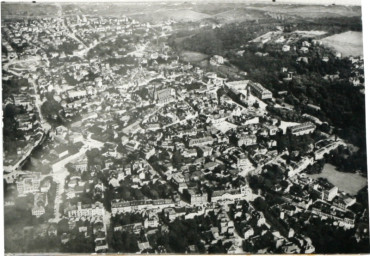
left=49, top=148, right=88, bottom=222
left=49, top=136, right=104, bottom=222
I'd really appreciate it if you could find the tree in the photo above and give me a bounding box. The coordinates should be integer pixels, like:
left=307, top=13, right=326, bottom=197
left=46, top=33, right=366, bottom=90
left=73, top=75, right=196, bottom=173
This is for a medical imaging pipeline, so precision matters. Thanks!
left=111, top=231, right=139, bottom=253
left=57, top=219, right=69, bottom=235
left=253, top=197, right=268, bottom=211
left=208, top=240, right=226, bottom=253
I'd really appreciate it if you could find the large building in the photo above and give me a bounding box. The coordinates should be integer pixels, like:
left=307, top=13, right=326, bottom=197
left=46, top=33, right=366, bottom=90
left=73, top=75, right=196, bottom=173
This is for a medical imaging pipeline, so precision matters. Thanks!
left=188, top=136, right=214, bottom=147
left=67, top=201, right=105, bottom=218
left=72, top=158, right=88, bottom=173
left=314, top=141, right=344, bottom=160
left=225, top=80, right=248, bottom=91
left=16, top=172, right=41, bottom=195
left=187, top=189, right=208, bottom=205
left=32, top=192, right=48, bottom=217
left=154, top=88, right=176, bottom=105
left=204, top=113, right=230, bottom=125
left=122, top=120, right=142, bottom=135
left=211, top=185, right=255, bottom=203
left=210, top=55, right=224, bottom=66
left=248, top=82, right=273, bottom=100
left=67, top=89, right=87, bottom=99
left=236, top=134, right=257, bottom=147
left=288, top=122, right=316, bottom=136
left=32, top=205, right=45, bottom=218
left=322, top=186, right=338, bottom=202
left=234, top=153, right=254, bottom=171
left=211, top=188, right=241, bottom=203
left=287, top=156, right=314, bottom=177
left=13, top=94, right=32, bottom=110
left=111, top=199, right=175, bottom=215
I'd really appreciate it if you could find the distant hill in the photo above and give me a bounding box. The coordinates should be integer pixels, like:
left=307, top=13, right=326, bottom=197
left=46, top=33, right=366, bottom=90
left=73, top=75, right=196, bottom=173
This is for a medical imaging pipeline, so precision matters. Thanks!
left=126, top=3, right=361, bottom=24
left=245, top=4, right=361, bottom=19
left=211, top=8, right=268, bottom=23
left=1, top=2, right=362, bottom=24
left=129, top=9, right=211, bottom=23
left=1, top=3, right=59, bottom=19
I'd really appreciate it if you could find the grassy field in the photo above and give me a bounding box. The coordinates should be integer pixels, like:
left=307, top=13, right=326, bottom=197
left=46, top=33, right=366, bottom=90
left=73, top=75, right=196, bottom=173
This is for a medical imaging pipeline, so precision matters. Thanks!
left=211, top=8, right=268, bottom=24
left=321, top=31, right=363, bottom=57
left=130, top=9, right=211, bottom=23
left=2, top=3, right=59, bottom=18
left=308, top=163, right=367, bottom=195
left=246, top=4, right=361, bottom=19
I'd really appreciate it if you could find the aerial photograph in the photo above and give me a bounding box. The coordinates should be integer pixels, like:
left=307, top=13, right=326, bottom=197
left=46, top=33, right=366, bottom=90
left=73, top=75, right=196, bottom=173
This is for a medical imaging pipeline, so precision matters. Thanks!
left=1, top=0, right=369, bottom=254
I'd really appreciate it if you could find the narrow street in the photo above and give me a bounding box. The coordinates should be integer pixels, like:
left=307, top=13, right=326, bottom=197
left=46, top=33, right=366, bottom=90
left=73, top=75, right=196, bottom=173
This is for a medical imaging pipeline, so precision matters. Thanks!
left=28, top=78, right=51, bottom=131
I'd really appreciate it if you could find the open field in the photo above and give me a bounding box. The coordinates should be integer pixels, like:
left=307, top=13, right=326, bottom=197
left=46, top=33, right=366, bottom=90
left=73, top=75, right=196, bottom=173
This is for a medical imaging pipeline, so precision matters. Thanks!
left=308, top=164, right=367, bottom=195
left=246, top=4, right=361, bottom=19
left=130, top=9, right=211, bottom=23
left=321, top=31, right=363, bottom=57
left=1, top=3, right=58, bottom=18
left=211, top=8, right=268, bottom=23
left=250, top=31, right=283, bottom=44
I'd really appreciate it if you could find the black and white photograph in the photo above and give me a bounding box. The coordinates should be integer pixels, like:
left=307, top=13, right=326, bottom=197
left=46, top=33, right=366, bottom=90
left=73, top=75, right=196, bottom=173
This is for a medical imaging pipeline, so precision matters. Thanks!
left=1, top=0, right=369, bottom=254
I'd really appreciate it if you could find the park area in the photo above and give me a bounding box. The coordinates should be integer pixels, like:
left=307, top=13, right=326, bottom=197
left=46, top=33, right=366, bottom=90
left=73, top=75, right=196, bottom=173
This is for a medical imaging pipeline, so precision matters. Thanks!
left=307, top=163, right=367, bottom=195
left=321, top=31, right=363, bottom=57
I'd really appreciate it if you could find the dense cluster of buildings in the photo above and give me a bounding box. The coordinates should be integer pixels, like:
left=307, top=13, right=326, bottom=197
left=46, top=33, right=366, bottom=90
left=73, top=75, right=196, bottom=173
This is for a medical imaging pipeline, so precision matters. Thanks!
left=3, top=9, right=366, bottom=254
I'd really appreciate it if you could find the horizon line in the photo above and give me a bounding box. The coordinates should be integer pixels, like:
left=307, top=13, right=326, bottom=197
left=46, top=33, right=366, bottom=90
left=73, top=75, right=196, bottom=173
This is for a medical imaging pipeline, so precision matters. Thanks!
left=0, top=0, right=362, bottom=6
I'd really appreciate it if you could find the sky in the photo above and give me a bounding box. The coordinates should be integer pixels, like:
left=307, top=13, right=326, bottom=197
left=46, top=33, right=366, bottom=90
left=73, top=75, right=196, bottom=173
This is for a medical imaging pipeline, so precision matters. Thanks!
left=246, top=0, right=362, bottom=5
left=1, top=0, right=362, bottom=5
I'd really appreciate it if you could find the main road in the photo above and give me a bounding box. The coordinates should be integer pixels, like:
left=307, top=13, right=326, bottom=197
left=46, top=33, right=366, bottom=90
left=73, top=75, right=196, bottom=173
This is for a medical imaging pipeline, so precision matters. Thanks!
left=49, top=134, right=104, bottom=222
